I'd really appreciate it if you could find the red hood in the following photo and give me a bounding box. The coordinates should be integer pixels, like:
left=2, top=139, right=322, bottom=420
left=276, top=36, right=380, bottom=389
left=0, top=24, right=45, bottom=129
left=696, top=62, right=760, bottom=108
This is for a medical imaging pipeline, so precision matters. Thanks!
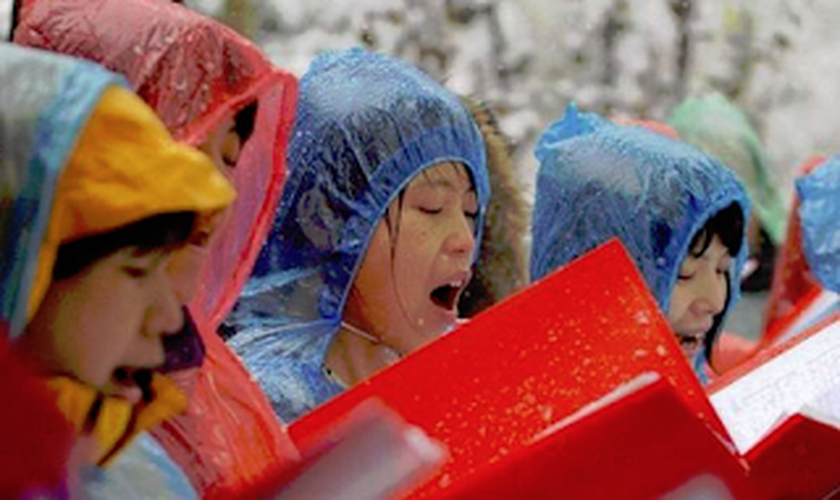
left=762, top=155, right=827, bottom=342
left=15, top=0, right=297, bottom=332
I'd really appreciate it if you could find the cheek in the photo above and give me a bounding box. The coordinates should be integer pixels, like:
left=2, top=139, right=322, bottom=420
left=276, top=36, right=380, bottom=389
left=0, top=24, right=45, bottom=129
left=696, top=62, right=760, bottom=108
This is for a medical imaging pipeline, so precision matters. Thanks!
left=349, top=223, right=396, bottom=308
left=391, top=222, right=434, bottom=291
left=42, top=282, right=133, bottom=386
left=667, top=287, right=690, bottom=325
left=168, top=245, right=209, bottom=303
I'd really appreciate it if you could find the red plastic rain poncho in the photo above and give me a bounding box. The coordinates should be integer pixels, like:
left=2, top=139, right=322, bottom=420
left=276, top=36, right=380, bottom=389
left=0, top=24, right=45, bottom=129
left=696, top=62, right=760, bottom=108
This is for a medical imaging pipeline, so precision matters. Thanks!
left=15, top=0, right=299, bottom=495
left=763, top=156, right=834, bottom=344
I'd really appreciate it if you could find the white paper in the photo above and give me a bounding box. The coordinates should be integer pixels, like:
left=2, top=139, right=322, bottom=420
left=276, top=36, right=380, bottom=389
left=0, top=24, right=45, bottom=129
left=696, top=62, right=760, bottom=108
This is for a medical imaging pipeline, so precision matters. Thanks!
left=709, top=320, right=840, bottom=454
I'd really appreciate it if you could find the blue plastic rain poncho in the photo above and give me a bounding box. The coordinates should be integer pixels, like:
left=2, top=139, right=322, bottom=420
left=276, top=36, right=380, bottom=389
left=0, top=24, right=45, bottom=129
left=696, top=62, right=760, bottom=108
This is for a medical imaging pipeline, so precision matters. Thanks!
left=797, top=157, right=840, bottom=293
left=529, top=104, right=750, bottom=378
left=227, top=48, right=490, bottom=422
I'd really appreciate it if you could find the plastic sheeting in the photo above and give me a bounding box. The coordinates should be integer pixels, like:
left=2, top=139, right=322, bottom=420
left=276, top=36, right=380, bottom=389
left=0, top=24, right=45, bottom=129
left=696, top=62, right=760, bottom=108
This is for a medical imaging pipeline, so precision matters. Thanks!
left=530, top=103, right=750, bottom=367
left=15, top=1, right=300, bottom=496
left=227, top=48, right=490, bottom=422
left=78, top=433, right=196, bottom=500
left=0, top=41, right=234, bottom=491
left=670, top=93, right=789, bottom=245
left=797, top=157, right=840, bottom=293
left=762, top=156, right=828, bottom=339
left=0, top=43, right=119, bottom=338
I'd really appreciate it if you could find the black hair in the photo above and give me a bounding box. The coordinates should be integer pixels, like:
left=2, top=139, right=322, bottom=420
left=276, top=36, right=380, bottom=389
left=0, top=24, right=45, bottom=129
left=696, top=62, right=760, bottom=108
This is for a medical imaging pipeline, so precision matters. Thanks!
left=9, top=0, right=22, bottom=42
left=52, top=212, right=196, bottom=281
left=234, top=101, right=259, bottom=145
left=687, top=202, right=744, bottom=367
left=688, top=202, right=744, bottom=259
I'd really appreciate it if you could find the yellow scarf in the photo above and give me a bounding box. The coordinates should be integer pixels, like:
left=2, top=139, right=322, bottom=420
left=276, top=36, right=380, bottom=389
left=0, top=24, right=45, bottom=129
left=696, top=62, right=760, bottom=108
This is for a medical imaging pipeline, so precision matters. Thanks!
left=47, top=373, right=187, bottom=467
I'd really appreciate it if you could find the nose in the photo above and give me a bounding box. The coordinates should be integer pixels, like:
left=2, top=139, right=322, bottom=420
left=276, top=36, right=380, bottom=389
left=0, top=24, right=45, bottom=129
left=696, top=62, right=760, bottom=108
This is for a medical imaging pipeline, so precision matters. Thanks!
left=444, top=212, right=476, bottom=256
left=148, top=271, right=186, bottom=337
left=691, top=271, right=727, bottom=317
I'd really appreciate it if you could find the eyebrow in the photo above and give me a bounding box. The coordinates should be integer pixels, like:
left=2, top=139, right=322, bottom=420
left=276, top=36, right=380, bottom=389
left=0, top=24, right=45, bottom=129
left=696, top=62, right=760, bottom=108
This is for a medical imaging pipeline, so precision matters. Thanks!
left=417, top=177, right=476, bottom=194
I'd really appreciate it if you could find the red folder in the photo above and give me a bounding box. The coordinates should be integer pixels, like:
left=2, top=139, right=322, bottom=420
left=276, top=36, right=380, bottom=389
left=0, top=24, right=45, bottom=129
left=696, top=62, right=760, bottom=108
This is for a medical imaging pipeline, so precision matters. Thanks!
left=746, top=414, right=840, bottom=499
left=438, top=373, right=753, bottom=499
left=709, top=315, right=840, bottom=497
left=290, top=240, right=727, bottom=497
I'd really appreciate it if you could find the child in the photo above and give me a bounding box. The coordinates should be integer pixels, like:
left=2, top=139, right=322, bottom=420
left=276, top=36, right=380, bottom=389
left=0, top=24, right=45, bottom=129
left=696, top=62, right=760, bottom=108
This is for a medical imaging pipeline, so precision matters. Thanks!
left=15, top=0, right=300, bottom=495
left=0, top=43, right=234, bottom=493
left=226, top=48, right=491, bottom=422
left=529, top=104, right=750, bottom=382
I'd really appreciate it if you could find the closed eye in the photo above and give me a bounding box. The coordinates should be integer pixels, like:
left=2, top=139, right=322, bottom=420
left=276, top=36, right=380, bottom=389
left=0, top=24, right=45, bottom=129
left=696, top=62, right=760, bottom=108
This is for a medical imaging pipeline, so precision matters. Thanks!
left=123, top=266, right=151, bottom=279
left=223, top=156, right=238, bottom=170
left=419, top=206, right=443, bottom=215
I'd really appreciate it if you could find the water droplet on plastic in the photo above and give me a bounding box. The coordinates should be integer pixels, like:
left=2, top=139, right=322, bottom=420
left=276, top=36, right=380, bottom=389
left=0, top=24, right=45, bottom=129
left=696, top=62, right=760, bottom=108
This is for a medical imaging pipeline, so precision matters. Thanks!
left=634, top=310, right=651, bottom=325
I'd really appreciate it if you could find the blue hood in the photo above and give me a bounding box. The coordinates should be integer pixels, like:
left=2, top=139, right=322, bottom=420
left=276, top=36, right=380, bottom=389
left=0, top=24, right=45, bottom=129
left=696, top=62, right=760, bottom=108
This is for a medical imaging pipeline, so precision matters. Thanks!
left=530, top=104, right=750, bottom=348
left=797, top=157, right=840, bottom=293
left=231, top=48, right=489, bottom=329
left=226, top=48, right=489, bottom=420
left=0, top=43, right=126, bottom=338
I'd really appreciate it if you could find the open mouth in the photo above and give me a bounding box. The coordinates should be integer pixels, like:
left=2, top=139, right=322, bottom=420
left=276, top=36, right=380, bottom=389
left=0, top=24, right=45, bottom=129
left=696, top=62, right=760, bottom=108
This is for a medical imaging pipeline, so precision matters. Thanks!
left=110, top=367, right=154, bottom=404
left=430, top=281, right=466, bottom=311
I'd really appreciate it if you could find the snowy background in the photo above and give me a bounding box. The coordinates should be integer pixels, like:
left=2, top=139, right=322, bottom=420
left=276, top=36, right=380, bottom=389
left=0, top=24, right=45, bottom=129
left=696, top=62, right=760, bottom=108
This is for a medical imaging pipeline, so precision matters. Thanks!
left=180, top=0, right=840, bottom=206
left=5, top=0, right=838, bottom=209
left=4, top=0, right=838, bottom=337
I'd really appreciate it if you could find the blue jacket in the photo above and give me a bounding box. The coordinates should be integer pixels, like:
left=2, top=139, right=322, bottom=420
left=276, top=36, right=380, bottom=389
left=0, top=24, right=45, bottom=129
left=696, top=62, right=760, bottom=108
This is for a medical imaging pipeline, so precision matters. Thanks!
left=227, top=48, right=491, bottom=422
left=529, top=104, right=750, bottom=377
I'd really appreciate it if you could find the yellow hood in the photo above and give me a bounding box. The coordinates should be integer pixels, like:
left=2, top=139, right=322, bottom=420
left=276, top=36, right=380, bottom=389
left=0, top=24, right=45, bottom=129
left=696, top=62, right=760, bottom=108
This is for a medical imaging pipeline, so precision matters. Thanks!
left=28, top=85, right=236, bottom=318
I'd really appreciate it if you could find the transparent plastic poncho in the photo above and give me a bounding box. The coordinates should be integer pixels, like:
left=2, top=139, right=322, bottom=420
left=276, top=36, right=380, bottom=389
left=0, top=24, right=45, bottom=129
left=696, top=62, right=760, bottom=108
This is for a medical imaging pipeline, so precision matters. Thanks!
left=530, top=104, right=750, bottom=364
left=227, top=48, right=490, bottom=422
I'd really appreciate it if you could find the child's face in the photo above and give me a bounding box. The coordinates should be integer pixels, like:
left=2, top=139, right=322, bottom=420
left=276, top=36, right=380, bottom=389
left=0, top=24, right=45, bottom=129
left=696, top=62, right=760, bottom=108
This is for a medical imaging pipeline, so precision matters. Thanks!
left=21, top=247, right=183, bottom=402
left=199, top=115, right=243, bottom=177
left=668, top=234, right=731, bottom=361
left=172, top=114, right=249, bottom=302
left=344, top=162, right=478, bottom=353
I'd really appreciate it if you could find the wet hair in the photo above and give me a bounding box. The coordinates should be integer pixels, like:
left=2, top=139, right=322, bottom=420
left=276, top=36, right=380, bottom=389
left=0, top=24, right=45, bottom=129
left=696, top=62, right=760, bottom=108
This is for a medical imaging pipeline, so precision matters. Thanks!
left=234, top=101, right=259, bottom=145
left=685, top=202, right=744, bottom=366
left=52, top=212, right=196, bottom=281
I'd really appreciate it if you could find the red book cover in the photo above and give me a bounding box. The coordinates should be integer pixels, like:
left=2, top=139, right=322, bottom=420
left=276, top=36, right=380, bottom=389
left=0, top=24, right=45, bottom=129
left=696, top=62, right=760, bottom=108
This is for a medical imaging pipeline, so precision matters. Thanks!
left=746, top=413, right=840, bottom=499
left=290, top=240, right=727, bottom=497
left=709, top=315, right=840, bottom=497
left=438, top=373, right=753, bottom=499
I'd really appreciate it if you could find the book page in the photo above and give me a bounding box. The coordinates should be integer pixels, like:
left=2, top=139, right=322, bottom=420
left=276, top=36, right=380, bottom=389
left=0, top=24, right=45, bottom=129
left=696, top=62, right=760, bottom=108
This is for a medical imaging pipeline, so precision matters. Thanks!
left=709, top=320, right=840, bottom=454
